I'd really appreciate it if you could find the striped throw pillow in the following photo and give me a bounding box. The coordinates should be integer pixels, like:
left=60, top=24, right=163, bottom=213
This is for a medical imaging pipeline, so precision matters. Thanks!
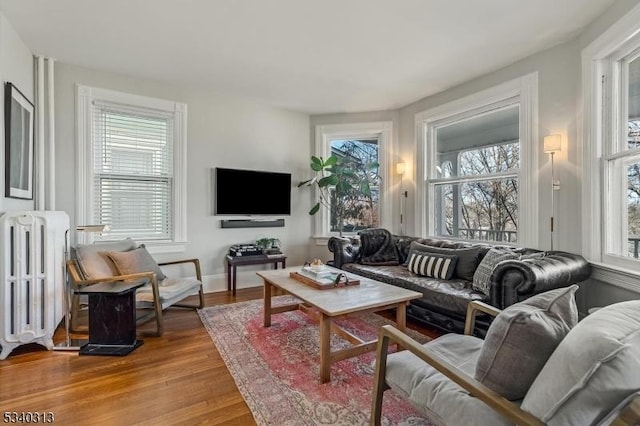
left=407, top=252, right=458, bottom=280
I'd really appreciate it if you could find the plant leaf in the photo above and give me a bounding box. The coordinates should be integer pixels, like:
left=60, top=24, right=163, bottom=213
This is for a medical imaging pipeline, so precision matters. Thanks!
left=360, top=181, right=371, bottom=194
left=297, top=179, right=312, bottom=187
left=309, top=203, right=320, bottom=215
left=324, top=156, right=338, bottom=166
left=318, top=175, right=338, bottom=187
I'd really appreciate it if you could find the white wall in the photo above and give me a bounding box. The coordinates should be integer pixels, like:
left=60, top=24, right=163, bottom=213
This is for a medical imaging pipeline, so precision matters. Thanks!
left=54, top=62, right=312, bottom=291
left=309, top=0, right=640, bottom=313
left=0, top=13, right=35, bottom=211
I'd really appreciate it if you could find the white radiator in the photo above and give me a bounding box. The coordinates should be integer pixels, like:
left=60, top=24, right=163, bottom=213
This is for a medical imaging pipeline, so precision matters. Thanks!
left=0, top=211, right=69, bottom=359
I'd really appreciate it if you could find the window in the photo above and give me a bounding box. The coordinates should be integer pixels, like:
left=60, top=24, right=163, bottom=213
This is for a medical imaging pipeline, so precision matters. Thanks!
left=582, top=5, right=640, bottom=278
left=76, top=85, right=187, bottom=252
left=314, top=122, right=392, bottom=237
left=596, top=39, right=640, bottom=267
left=416, top=74, right=538, bottom=247
left=328, top=138, right=380, bottom=233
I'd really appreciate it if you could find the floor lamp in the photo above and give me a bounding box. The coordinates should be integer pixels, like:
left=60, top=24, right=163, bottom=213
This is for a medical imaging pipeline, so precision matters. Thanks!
left=53, top=224, right=108, bottom=351
left=544, top=135, right=562, bottom=250
left=396, top=162, right=407, bottom=236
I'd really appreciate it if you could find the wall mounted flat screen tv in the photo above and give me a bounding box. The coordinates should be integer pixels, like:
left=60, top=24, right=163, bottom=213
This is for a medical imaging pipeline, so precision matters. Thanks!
left=215, top=167, right=291, bottom=215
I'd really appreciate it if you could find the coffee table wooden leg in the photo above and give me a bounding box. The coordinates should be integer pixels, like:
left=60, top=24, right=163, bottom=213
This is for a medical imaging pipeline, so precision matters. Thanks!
left=319, top=313, right=332, bottom=383
left=263, top=281, right=272, bottom=327
left=395, top=302, right=407, bottom=352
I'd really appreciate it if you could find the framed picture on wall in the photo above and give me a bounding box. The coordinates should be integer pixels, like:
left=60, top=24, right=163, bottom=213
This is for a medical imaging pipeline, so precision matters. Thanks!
left=4, top=82, right=34, bottom=199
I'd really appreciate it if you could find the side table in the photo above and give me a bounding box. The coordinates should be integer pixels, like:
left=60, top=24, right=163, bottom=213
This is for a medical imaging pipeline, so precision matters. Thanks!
left=226, top=254, right=287, bottom=296
left=75, top=279, right=148, bottom=356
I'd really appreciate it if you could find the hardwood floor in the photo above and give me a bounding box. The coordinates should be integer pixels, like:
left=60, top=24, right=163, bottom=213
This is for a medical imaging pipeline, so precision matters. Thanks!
left=0, top=287, right=439, bottom=425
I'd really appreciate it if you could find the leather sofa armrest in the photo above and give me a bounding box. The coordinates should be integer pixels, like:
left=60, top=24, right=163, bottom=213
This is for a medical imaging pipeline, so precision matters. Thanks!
left=327, top=237, right=359, bottom=269
left=489, top=251, right=591, bottom=308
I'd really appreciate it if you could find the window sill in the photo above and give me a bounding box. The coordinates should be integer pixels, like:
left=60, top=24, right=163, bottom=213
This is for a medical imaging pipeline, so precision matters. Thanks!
left=590, top=262, right=640, bottom=293
left=143, top=241, right=187, bottom=254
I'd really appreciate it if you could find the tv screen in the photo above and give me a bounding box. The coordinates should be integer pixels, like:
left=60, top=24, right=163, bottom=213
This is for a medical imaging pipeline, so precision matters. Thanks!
left=215, top=168, right=291, bottom=215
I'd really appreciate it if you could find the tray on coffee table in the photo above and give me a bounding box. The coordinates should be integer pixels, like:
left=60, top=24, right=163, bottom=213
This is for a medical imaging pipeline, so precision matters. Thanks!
left=289, top=271, right=360, bottom=290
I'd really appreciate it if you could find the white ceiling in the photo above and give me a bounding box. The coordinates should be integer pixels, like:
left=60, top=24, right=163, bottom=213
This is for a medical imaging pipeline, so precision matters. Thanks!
left=0, top=0, right=616, bottom=114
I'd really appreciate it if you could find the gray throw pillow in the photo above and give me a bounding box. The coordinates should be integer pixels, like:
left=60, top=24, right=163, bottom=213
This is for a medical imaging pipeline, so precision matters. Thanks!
left=472, top=248, right=518, bottom=295
left=474, top=285, right=579, bottom=400
left=407, top=252, right=458, bottom=280
left=521, top=300, right=640, bottom=425
left=407, top=241, right=483, bottom=282
left=105, top=245, right=166, bottom=281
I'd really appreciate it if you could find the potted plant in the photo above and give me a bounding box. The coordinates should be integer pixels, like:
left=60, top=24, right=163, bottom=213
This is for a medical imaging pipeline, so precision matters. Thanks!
left=255, top=237, right=281, bottom=254
left=298, top=154, right=379, bottom=236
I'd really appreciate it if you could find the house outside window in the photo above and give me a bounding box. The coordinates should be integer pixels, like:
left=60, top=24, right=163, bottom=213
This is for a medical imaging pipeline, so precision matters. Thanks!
left=434, top=138, right=519, bottom=243
left=415, top=74, right=538, bottom=248
left=583, top=8, right=640, bottom=279
left=313, top=122, right=393, bottom=238
left=76, top=85, right=187, bottom=252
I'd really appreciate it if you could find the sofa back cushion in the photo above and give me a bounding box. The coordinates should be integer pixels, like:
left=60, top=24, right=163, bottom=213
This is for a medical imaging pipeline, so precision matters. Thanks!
left=521, top=300, right=640, bottom=425
left=74, top=238, right=137, bottom=279
left=475, top=285, right=578, bottom=400
left=407, top=241, right=485, bottom=282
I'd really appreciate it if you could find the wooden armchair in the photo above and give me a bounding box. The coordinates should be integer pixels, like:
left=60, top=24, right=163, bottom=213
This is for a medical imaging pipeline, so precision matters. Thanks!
left=371, top=296, right=640, bottom=425
left=67, top=239, right=205, bottom=337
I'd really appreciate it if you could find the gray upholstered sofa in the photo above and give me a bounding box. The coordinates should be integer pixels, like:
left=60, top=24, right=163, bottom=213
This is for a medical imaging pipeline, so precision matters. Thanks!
left=328, top=228, right=591, bottom=334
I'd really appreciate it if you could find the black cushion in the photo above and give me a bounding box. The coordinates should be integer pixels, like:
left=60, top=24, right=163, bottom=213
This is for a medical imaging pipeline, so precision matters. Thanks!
left=407, top=241, right=485, bottom=282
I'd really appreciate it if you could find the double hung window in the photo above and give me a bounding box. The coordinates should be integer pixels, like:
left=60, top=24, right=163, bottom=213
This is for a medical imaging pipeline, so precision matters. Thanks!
left=77, top=86, right=187, bottom=251
left=430, top=105, right=521, bottom=243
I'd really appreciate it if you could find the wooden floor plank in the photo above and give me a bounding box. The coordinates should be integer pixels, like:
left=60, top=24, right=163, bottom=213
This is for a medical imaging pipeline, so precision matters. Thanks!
left=0, top=286, right=439, bottom=424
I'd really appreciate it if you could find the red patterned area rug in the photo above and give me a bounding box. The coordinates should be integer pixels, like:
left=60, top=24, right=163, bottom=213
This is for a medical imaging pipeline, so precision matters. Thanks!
left=198, top=296, right=434, bottom=425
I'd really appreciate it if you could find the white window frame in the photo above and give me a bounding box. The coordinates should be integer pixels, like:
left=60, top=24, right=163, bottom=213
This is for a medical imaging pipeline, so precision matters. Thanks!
left=415, top=73, right=539, bottom=247
left=313, top=122, right=393, bottom=240
left=76, top=84, right=187, bottom=253
left=582, top=3, right=640, bottom=290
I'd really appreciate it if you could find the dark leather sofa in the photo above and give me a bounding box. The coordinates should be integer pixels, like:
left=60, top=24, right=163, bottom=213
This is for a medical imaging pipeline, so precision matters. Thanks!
left=328, top=228, right=591, bottom=335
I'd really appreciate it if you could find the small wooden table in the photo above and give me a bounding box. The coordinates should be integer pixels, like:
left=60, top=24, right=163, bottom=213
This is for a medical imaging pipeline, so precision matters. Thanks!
left=226, top=254, right=286, bottom=296
left=75, top=279, right=148, bottom=356
left=257, top=267, right=422, bottom=383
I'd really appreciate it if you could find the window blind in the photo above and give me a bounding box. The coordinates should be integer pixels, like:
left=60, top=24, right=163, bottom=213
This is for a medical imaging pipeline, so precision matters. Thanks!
left=92, top=102, right=174, bottom=241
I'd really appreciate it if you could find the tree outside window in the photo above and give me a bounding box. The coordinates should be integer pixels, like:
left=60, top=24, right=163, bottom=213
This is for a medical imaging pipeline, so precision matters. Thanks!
left=329, top=139, right=380, bottom=234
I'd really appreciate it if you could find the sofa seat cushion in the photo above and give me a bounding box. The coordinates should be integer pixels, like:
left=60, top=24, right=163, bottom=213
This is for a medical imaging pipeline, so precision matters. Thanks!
left=521, top=300, right=640, bottom=426
left=385, top=333, right=513, bottom=426
left=342, top=263, right=401, bottom=285
left=394, top=274, right=486, bottom=316
left=136, top=277, right=202, bottom=309
left=344, top=263, right=486, bottom=316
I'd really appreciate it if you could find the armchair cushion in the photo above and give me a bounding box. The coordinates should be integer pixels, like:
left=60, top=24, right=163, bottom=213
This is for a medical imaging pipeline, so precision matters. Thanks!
left=105, top=246, right=166, bottom=281
left=136, top=277, right=201, bottom=308
left=475, top=285, right=578, bottom=400
left=521, top=300, right=640, bottom=425
left=74, top=238, right=137, bottom=279
left=385, top=333, right=513, bottom=425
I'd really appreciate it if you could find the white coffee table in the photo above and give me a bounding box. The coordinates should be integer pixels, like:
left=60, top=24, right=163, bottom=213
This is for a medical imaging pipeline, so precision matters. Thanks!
left=257, top=267, right=422, bottom=383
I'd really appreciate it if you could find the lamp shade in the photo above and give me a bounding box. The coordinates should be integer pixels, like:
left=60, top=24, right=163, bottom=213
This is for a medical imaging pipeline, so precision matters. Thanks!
left=543, top=135, right=562, bottom=153
left=76, top=224, right=109, bottom=233
left=396, top=162, right=406, bottom=175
